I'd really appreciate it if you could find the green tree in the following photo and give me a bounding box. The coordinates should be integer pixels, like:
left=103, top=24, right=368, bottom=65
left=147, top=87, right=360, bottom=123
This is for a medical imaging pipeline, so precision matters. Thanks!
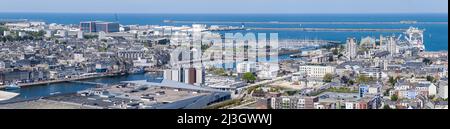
left=242, top=72, right=256, bottom=83
left=201, top=44, right=210, bottom=52
left=0, top=26, right=7, bottom=34
left=213, top=68, right=227, bottom=76
left=391, top=94, right=399, bottom=101
left=384, top=88, right=392, bottom=96
left=348, top=80, right=355, bottom=86
left=328, top=56, right=334, bottom=62
left=357, top=75, right=370, bottom=84
left=332, top=48, right=339, bottom=55
left=339, top=45, right=345, bottom=53
left=337, top=54, right=344, bottom=59
left=383, top=105, right=392, bottom=109
left=426, top=76, right=436, bottom=83
left=323, top=73, right=333, bottom=83
left=29, top=30, right=44, bottom=38
left=423, top=58, right=433, bottom=65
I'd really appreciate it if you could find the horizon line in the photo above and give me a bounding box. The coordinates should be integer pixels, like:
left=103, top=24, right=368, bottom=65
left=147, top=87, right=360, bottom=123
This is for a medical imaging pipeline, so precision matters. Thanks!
left=0, top=11, right=448, bottom=15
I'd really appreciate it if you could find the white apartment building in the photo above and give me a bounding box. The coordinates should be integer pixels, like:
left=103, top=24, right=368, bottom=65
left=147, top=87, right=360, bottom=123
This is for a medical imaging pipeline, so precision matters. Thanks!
left=237, top=61, right=257, bottom=74
left=387, top=36, right=398, bottom=56
left=257, top=62, right=279, bottom=80
left=299, top=65, right=336, bottom=78
left=346, top=37, right=357, bottom=60
left=73, top=53, right=86, bottom=62
left=438, top=82, right=448, bottom=99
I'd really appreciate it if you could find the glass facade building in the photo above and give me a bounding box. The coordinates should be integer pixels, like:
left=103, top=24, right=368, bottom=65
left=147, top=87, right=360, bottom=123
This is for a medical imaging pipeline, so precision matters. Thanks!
left=80, top=21, right=119, bottom=33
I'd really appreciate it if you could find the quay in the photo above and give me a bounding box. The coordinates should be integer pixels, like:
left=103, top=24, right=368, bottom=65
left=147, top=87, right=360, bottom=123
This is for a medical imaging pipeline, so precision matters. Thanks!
left=67, top=81, right=108, bottom=86
left=0, top=73, right=121, bottom=89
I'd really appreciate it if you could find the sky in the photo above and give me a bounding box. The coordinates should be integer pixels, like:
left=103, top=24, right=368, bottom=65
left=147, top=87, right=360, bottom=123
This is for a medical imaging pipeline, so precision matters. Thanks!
left=0, top=0, right=447, bottom=14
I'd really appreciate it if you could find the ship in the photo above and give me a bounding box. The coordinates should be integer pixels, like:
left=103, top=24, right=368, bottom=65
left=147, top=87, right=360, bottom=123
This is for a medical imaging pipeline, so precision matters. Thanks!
left=405, top=27, right=426, bottom=52
left=50, top=92, right=62, bottom=95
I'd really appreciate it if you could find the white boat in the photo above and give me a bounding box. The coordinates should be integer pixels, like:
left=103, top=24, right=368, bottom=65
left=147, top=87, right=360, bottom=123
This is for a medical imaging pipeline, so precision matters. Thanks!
left=4, top=83, right=20, bottom=90
left=50, top=92, right=61, bottom=95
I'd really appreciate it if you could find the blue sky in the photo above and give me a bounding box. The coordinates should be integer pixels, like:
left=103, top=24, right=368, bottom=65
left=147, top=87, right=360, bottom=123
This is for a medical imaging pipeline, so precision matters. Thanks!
left=0, top=0, right=447, bottom=14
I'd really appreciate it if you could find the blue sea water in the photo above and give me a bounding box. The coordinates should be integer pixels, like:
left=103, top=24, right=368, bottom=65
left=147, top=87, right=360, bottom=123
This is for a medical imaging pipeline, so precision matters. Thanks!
left=0, top=13, right=448, bottom=51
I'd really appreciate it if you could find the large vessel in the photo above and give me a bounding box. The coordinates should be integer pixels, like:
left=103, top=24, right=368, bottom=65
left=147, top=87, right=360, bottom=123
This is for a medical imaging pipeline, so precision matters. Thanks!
left=405, top=27, right=426, bottom=52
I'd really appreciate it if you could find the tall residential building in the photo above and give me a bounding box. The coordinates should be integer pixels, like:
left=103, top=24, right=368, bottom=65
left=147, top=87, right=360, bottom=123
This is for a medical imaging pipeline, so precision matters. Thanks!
left=80, top=21, right=120, bottom=33
left=163, top=67, right=205, bottom=86
left=77, top=31, right=84, bottom=39
left=236, top=61, right=257, bottom=74
left=438, top=81, right=448, bottom=99
left=387, top=36, right=398, bottom=56
left=379, top=35, right=384, bottom=47
left=346, top=37, right=357, bottom=60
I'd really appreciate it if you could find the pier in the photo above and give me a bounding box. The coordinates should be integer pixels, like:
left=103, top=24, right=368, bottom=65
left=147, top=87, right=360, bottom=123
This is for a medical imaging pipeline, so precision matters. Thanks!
left=67, top=81, right=108, bottom=86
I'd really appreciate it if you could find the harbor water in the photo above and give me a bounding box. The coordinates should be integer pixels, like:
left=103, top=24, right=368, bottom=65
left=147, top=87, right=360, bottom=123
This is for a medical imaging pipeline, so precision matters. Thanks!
left=5, top=73, right=162, bottom=100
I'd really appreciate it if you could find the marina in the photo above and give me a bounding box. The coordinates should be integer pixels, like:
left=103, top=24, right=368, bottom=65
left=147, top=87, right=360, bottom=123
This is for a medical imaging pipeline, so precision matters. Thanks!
left=0, top=73, right=160, bottom=101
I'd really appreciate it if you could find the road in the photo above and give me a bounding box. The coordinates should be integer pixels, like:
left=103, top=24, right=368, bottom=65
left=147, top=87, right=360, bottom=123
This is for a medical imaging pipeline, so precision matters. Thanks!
left=239, top=74, right=293, bottom=91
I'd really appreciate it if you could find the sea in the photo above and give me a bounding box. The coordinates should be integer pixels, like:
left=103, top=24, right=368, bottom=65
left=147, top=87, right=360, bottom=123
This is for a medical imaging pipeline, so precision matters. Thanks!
left=0, top=13, right=448, bottom=51
left=0, top=13, right=448, bottom=100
